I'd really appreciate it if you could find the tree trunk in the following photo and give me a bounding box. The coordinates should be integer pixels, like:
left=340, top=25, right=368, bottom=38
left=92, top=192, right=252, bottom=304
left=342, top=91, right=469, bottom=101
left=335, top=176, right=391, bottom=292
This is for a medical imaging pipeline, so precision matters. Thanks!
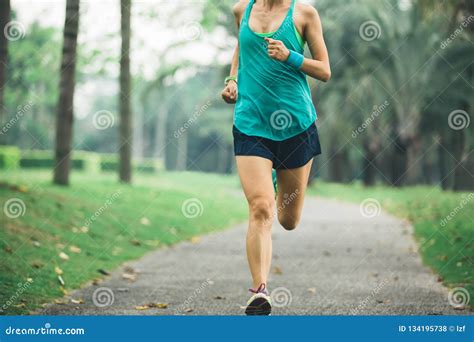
left=175, top=130, right=188, bottom=171
left=452, top=129, right=468, bottom=191
left=216, top=137, right=228, bottom=174
left=362, top=140, right=378, bottom=186
left=0, top=0, right=11, bottom=132
left=153, top=104, right=167, bottom=162
left=404, top=135, right=423, bottom=185
left=437, top=136, right=451, bottom=190
left=53, top=0, right=80, bottom=185
left=329, top=149, right=345, bottom=183
left=119, top=0, right=133, bottom=183
left=390, top=136, right=406, bottom=187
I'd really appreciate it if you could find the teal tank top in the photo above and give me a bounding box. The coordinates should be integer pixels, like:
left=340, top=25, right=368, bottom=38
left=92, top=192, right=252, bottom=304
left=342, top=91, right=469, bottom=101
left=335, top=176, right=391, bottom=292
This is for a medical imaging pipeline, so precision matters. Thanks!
left=234, top=0, right=317, bottom=141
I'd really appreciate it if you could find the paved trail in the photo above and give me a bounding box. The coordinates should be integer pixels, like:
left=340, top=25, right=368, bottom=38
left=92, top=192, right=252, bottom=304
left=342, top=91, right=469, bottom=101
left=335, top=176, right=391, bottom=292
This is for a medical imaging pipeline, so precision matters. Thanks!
left=42, top=197, right=467, bottom=315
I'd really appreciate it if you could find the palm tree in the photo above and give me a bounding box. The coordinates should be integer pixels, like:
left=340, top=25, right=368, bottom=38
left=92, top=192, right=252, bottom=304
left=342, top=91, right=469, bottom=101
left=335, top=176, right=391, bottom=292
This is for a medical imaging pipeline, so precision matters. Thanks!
left=119, top=0, right=133, bottom=183
left=0, top=0, right=11, bottom=128
left=53, top=0, right=80, bottom=185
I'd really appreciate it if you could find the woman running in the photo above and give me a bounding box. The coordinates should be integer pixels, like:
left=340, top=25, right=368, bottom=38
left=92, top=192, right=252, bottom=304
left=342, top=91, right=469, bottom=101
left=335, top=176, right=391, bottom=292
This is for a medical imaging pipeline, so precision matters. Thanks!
left=221, top=0, right=331, bottom=315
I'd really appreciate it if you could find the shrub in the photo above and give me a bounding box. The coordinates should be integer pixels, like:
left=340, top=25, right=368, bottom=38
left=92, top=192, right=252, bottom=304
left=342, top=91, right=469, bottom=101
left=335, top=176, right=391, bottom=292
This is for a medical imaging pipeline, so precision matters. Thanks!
left=20, top=150, right=100, bottom=172
left=0, top=145, right=20, bottom=170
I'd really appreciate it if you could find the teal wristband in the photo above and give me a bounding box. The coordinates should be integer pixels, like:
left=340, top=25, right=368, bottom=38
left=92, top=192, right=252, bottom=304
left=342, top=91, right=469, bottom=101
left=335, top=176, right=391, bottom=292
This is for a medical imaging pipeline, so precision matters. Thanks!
left=285, top=50, right=304, bottom=69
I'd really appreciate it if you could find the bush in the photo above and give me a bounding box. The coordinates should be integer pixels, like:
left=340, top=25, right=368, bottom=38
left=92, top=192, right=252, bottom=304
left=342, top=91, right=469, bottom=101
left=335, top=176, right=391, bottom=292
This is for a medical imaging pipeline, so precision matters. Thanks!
left=100, top=155, right=163, bottom=173
left=20, top=150, right=100, bottom=172
left=20, top=150, right=54, bottom=168
left=100, top=154, right=118, bottom=172
left=0, top=146, right=20, bottom=170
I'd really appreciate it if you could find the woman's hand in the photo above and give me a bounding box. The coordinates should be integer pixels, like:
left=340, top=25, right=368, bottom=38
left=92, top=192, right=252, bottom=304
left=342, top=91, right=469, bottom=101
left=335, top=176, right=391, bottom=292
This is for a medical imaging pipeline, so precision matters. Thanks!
left=221, top=80, right=238, bottom=104
left=265, top=37, right=290, bottom=62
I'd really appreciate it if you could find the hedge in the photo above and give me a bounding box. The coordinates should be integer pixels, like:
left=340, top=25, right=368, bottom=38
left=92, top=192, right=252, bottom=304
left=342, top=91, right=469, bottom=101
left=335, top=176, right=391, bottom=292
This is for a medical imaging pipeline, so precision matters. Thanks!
left=100, top=154, right=163, bottom=173
left=20, top=150, right=100, bottom=172
left=16, top=149, right=162, bottom=174
left=0, top=145, right=20, bottom=170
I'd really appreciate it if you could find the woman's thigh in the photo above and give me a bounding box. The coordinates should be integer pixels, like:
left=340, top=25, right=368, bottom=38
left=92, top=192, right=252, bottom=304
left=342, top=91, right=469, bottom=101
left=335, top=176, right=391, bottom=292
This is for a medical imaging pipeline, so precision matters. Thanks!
left=235, top=156, right=275, bottom=204
left=276, top=159, right=313, bottom=223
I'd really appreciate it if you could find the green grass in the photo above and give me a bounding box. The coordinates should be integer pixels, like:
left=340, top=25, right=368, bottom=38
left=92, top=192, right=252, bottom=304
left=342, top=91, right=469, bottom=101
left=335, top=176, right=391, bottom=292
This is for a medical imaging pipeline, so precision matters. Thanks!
left=309, top=182, right=473, bottom=307
left=0, top=170, right=247, bottom=315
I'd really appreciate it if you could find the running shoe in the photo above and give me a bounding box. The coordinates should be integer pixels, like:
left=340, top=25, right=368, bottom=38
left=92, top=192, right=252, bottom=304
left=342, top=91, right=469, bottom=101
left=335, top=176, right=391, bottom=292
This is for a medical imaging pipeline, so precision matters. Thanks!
left=245, top=283, right=272, bottom=316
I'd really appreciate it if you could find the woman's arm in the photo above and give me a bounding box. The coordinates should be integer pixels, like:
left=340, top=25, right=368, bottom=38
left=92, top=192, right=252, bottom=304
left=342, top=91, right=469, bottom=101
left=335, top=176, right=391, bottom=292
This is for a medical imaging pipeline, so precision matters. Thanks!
left=221, top=1, right=247, bottom=104
left=266, top=6, right=331, bottom=82
left=300, top=7, right=331, bottom=81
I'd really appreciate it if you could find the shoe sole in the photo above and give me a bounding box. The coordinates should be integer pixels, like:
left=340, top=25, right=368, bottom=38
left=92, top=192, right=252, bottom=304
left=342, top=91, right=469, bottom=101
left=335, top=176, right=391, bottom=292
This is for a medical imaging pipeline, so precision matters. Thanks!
left=245, top=297, right=272, bottom=316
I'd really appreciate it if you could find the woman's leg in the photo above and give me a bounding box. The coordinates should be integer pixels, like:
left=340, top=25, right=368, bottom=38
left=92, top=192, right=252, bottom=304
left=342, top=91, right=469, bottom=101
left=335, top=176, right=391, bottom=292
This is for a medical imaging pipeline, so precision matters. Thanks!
left=236, top=156, right=275, bottom=289
left=276, top=159, right=313, bottom=230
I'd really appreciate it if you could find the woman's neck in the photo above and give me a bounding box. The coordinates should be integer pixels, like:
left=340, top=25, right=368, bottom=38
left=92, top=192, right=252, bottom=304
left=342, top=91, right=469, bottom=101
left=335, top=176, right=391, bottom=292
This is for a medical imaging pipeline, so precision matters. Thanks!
left=259, top=0, right=286, bottom=9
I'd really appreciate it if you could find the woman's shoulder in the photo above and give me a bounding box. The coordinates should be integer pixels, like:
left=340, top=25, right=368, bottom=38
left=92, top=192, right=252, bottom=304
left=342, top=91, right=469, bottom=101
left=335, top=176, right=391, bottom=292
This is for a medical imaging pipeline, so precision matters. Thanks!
left=232, top=0, right=250, bottom=18
left=295, top=2, right=320, bottom=20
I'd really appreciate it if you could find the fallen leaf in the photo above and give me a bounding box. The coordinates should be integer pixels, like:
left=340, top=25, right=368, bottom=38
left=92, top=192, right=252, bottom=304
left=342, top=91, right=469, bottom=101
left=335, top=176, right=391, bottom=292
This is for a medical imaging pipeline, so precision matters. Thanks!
left=54, top=299, right=67, bottom=305
left=71, top=227, right=79, bottom=233
left=70, top=298, right=84, bottom=304
left=69, top=245, right=81, bottom=254
left=92, top=279, right=100, bottom=285
left=214, top=296, right=225, bottom=300
left=140, top=217, right=151, bottom=226
left=18, top=185, right=28, bottom=193
left=117, top=288, right=129, bottom=292
left=183, top=308, right=193, bottom=313
left=32, top=241, right=41, bottom=248
left=31, top=261, right=44, bottom=268
left=97, top=269, right=110, bottom=276
left=272, top=266, right=283, bottom=275
left=14, top=303, right=26, bottom=308
left=59, top=252, right=69, bottom=261
left=150, top=303, right=168, bottom=309
left=307, top=287, right=316, bottom=294
left=130, top=239, right=141, bottom=246
left=144, top=240, right=160, bottom=247
left=135, top=305, right=149, bottom=310
left=56, top=243, right=66, bottom=249
left=191, top=236, right=201, bottom=244
left=55, top=267, right=63, bottom=275
left=323, top=250, right=331, bottom=257
left=4, top=246, right=12, bottom=253
left=27, top=278, right=33, bottom=283
left=58, top=275, right=65, bottom=286
left=59, top=286, right=68, bottom=295
left=80, top=226, right=89, bottom=233
left=122, top=273, right=137, bottom=282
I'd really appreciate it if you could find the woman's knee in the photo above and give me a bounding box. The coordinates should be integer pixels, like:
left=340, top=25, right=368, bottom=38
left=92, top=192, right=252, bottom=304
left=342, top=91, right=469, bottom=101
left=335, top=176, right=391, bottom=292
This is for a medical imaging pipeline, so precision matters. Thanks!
left=278, top=212, right=300, bottom=231
left=249, top=196, right=275, bottom=224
